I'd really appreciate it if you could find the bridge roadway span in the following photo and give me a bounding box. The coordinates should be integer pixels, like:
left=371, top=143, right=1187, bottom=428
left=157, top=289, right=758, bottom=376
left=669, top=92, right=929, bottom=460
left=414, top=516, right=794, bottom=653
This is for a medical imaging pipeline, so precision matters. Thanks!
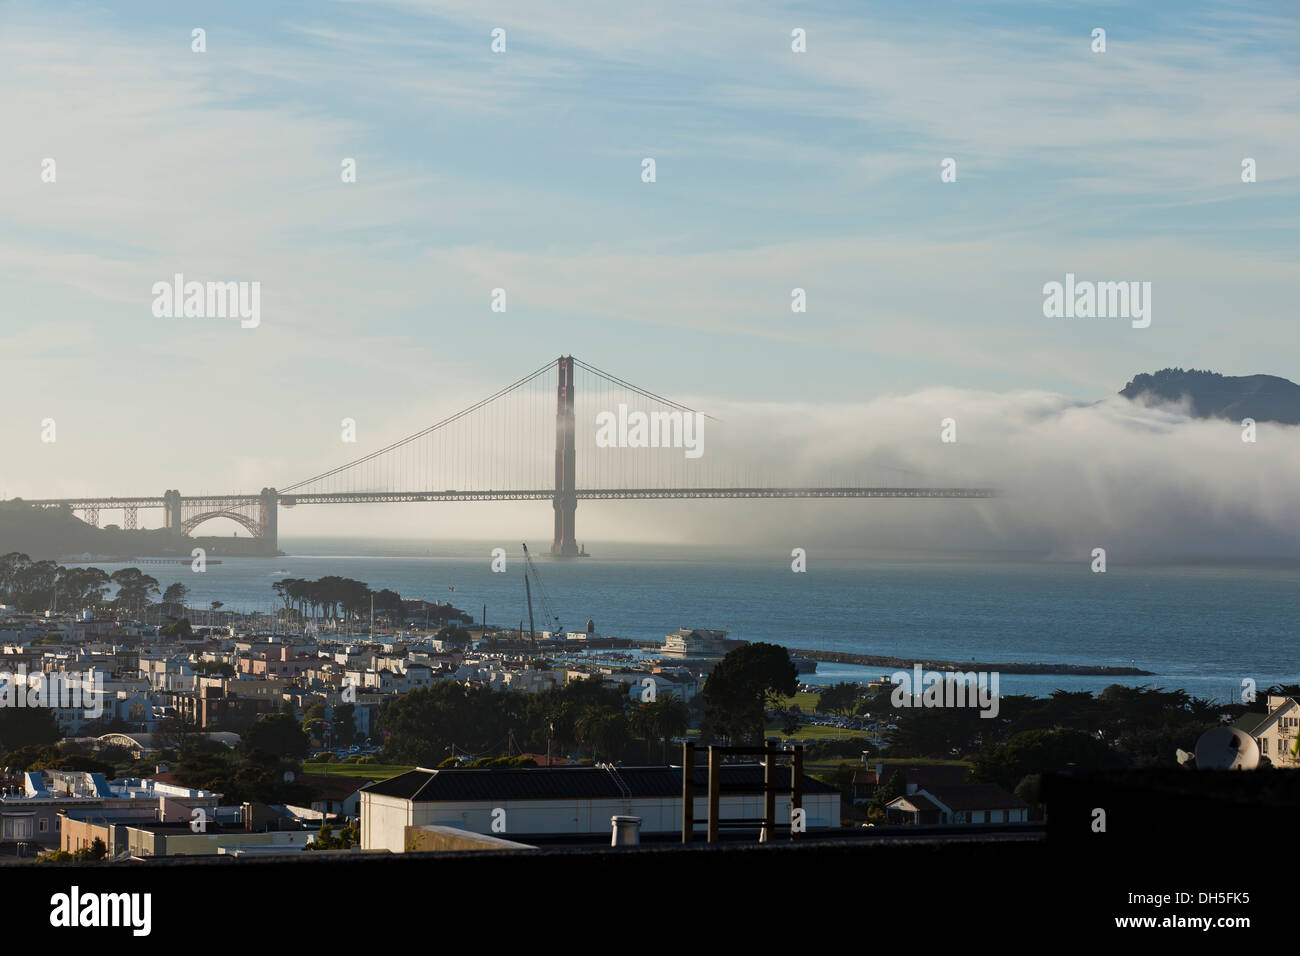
left=24, top=486, right=998, bottom=553
left=28, top=487, right=999, bottom=508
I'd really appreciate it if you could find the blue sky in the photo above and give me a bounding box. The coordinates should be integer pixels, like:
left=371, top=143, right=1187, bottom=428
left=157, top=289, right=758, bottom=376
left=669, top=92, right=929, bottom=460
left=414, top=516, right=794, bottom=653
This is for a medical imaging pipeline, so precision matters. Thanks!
left=1, top=0, right=1297, bottom=545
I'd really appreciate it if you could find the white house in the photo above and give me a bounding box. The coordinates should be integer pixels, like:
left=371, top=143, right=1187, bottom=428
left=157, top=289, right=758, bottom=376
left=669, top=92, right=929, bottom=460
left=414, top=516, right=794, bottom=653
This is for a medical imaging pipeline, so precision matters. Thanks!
left=886, top=783, right=1028, bottom=825
left=1241, top=695, right=1300, bottom=767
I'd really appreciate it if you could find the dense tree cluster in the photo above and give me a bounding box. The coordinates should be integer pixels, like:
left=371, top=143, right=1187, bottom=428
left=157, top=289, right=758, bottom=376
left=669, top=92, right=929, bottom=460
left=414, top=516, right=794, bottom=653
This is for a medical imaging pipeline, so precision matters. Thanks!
left=164, top=710, right=314, bottom=805
left=817, top=681, right=868, bottom=717
left=0, top=706, right=61, bottom=755
left=0, top=552, right=166, bottom=614
left=879, top=683, right=1232, bottom=774
left=271, top=575, right=472, bottom=626
left=379, top=676, right=691, bottom=766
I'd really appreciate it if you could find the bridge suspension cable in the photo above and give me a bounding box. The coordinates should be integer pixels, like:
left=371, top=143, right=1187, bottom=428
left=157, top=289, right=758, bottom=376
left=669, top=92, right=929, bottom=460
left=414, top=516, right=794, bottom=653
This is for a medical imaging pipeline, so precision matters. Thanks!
left=277, top=355, right=989, bottom=499
left=280, top=359, right=556, bottom=495
left=25, top=355, right=996, bottom=552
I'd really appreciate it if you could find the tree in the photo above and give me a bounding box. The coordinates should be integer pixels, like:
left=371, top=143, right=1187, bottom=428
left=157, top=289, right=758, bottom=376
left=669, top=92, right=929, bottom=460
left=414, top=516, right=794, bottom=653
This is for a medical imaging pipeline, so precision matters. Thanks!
left=380, top=683, right=526, bottom=766
left=0, top=555, right=62, bottom=611
left=870, top=770, right=906, bottom=814
left=45, top=754, right=116, bottom=776
left=305, top=821, right=357, bottom=850
left=0, top=552, right=30, bottom=601
left=886, top=696, right=986, bottom=758
left=242, top=712, right=310, bottom=761
left=819, top=761, right=859, bottom=801
left=523, top=676, right=629, bottom=755
left=575, top=708, right=631, bottom=761
left=58, top=566, right=111, bottom=608
left=436, top=624, right=472, bottom=650
left=160, top=617, right=193, bottom=638
left=110, top=568, right=159, bottom=612
left=163, top=582, right=190, bottom=607
left=303, top=718, right=325, bottom=744
left=972, top=728, right=1123, bottom=791
left=632, top=697, right=689, bottom=761
left=1014, top=773, right=1042, bottom=814
left=0, top=706, right=61, bottom=753
left=702, top=643, right=798, bottom=745
left=332, top=702, right=357, bottom=747
left=272, top=579, right=297, bottom=612
left=818, top=682, right=864, bottom=717
left=157, top=713, right=203, bottom=761
left=303, top=701, right=327, bottom=722
left=193, top=659, right=233, bottom=676
left=372, top=588, right=404, bottom=621
left=3, top=744, right=62, bottom=772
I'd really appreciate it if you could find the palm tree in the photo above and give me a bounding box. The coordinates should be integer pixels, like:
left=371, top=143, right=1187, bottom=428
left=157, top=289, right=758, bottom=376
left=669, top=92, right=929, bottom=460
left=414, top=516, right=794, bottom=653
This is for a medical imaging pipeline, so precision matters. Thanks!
left=637, top=697, right=690, bottom=762
left=575, top=708, right=630, bottom=763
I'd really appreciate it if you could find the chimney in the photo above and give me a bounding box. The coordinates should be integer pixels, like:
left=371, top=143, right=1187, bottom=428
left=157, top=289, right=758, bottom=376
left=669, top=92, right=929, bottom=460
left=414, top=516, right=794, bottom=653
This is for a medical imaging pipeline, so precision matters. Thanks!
left=611, top=815, right=641, bottom=846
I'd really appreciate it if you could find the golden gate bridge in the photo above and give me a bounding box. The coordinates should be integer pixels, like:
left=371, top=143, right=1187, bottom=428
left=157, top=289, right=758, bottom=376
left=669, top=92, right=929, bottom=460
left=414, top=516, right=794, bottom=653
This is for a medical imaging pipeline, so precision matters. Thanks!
left=24, top=356, right=997, bottom=554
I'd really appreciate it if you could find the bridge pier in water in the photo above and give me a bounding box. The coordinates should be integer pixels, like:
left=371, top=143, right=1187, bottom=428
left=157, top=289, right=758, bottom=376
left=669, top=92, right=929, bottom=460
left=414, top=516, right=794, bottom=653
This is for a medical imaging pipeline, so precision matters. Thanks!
left=551, top=355, right=579, bottom=556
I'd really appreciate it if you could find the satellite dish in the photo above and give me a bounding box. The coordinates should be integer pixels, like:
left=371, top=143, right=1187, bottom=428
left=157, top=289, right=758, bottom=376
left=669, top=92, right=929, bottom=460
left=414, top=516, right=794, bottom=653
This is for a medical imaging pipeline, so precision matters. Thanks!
left=1193, top=726, right=1260, bottom=770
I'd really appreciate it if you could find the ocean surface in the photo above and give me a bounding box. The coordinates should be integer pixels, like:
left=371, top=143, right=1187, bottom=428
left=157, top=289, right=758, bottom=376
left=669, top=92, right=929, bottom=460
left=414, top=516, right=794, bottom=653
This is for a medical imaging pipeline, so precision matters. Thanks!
left=70, top=539, right=1300, bottom=703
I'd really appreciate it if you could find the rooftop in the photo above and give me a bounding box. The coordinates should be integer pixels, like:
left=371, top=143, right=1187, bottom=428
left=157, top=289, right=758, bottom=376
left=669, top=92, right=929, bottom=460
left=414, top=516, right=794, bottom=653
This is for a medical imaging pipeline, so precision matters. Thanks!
left=363, top=764, right=837, bottom=802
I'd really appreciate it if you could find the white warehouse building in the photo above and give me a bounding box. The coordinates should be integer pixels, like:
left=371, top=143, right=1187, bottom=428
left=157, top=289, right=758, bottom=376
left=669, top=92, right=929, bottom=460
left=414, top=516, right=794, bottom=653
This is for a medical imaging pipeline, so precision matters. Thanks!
left=360, top=764, right=840, bottom=852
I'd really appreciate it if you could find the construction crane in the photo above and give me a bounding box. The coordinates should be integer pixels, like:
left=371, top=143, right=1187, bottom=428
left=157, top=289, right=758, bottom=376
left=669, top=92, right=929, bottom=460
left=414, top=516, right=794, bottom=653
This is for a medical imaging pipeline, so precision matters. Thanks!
left=522, top=543, right=561, bottom=643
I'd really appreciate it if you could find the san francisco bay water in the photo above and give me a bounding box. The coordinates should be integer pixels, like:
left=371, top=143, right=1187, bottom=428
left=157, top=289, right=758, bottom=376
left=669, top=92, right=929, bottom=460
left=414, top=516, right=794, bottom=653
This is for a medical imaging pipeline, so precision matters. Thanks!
left=77, top=539, right=1300, bottom=703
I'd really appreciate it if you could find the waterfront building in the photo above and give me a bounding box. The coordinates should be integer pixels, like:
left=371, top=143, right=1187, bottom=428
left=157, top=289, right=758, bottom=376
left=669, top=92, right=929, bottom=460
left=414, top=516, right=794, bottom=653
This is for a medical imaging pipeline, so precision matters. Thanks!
left=660, top=627, right=745, bottom=660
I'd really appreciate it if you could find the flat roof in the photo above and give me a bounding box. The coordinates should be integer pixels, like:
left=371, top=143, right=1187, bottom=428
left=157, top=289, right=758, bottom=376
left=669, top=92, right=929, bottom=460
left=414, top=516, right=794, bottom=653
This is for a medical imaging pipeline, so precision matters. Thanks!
left=363, top=764, right=838, bottom=802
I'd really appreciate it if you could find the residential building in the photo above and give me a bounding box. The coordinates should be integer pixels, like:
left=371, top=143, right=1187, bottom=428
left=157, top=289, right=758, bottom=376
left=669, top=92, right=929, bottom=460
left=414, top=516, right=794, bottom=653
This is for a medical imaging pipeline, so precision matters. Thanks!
left=1241, top=695, right=1300, bottom=767
left=886, top=783, right=1029, bottom=825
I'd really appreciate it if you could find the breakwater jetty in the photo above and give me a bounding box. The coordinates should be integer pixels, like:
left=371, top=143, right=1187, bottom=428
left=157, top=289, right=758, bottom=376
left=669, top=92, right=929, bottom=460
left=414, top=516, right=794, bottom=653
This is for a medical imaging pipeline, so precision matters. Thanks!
left=790, top=648, right=1154, bottom=677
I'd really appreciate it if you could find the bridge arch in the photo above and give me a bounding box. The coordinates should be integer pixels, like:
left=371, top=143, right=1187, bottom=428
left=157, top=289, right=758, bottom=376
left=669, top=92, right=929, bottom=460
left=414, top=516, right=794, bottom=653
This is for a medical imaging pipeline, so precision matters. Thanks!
left=181, top=510, right=263, bottom=536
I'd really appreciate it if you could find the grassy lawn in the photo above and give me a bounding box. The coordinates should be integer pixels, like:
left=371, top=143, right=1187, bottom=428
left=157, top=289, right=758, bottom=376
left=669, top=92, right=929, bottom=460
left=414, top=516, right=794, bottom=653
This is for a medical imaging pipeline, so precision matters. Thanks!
left=802, top=755, right=973, bottom=776
left=302, top=762, right=413, bottom=779
left=778, top=691, right=823, bottom=712
left=765, top=723, right=865, bottom=741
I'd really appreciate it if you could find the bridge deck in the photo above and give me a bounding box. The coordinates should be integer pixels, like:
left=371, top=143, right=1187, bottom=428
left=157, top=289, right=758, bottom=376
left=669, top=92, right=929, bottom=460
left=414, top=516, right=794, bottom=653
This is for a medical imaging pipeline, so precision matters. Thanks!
left=25, top=488, right=998, bottom=507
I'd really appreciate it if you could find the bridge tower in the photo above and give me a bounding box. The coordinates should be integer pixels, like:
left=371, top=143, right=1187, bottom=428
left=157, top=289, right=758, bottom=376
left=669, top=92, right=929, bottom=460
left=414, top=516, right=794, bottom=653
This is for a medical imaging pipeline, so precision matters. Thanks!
left=551, top=355, right=579, bottom=556
left=260, top=487, right=279, bottom=553
left=163, top=489, right=182, bottom=538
